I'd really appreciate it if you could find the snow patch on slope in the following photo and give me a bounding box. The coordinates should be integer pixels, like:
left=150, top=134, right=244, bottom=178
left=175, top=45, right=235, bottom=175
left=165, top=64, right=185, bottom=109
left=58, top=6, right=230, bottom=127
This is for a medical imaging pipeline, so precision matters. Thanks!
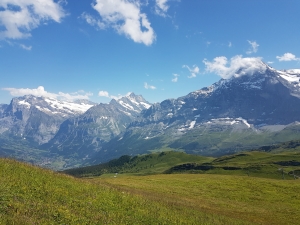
left=189, top=121, right=196, bottom=129
left=44, top=98, right=94, bottom=114
left=140, top=102, right=151, bottom=109
left=18, top=100, right=31, bottom=108
left=210, top=117, right=251, bottom=128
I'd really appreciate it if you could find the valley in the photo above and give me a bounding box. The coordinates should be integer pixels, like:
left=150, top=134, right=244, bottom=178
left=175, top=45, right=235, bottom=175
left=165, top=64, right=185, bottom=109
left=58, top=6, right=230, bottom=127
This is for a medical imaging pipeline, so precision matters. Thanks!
left=2, top=1, right=300, bottom=224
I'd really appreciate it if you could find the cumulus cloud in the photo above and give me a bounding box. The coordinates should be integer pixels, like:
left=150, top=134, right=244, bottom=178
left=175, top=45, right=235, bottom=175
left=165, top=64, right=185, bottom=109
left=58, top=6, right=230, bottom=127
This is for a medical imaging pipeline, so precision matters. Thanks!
left=144, top=82, right=156, bottom=90
left=276, top=53, right=300, bottom=61
left=246, top=40, right=259, bottom=54
left=0, top=0, right=66, bottom=40
left=98, top=90, right=110, bottom=97
left=83, top=0, right=156, bottom=46
left=2, top=86, right=93, bottom=102
left=172, top=74, right=179, bottom=82
left=183, top=65, right=199, bottom=78
left=203, top=55, right=267, bottom=79
left=155, top=0, right=169, bottom=17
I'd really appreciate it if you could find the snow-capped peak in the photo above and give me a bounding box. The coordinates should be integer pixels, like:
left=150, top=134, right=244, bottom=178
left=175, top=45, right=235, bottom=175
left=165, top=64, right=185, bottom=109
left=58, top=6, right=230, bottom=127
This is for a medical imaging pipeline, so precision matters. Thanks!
left=284, top=69, right=300, bottom=75
left=14, top=95, right=96, bottom=117
left=116, top=93, right=151, bottom=112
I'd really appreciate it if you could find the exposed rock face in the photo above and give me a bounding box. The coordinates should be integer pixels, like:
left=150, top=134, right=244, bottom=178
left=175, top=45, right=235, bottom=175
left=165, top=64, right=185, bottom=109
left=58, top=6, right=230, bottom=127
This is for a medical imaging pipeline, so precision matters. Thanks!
left=89, top=64, right=300, bottom=163
left=0, top=95, right=96, bottom=144
left=3, top=63, right=300, bottom=168
left=141, top=65, right=300, bottom=127
left=44, top=93, right=151, bottom=157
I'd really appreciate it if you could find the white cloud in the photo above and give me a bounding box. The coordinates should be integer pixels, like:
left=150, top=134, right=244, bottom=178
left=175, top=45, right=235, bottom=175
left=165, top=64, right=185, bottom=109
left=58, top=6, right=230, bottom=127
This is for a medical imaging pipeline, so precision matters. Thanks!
left=2, top=86, right=93, bottom=102
left=203, top=55, right=267, bottom=79
left=276, top=53, right=300, bottom=62
left=98, top=90, right=110, bottom=97
left=144, top=82, right=156, bottom=90
left=98, top=90, right=131, bottom=100
left=0, top=0, right=66, bottom=40
left=84, top=0, right=156, bottom=46
left=172, top=74, right=179, bottom=82
left=19, top=44, right=32, bottom=50
left=58, top=91, right=93, bottom=102
left=246, top=40, right=259, bottom=54
left=80, top=12, right=106, bottom=30
left=228, top=42, right=232, bottom=47
left=155, top=0, right=169, bottom=17
left=183, top=65, right=199, bottom=78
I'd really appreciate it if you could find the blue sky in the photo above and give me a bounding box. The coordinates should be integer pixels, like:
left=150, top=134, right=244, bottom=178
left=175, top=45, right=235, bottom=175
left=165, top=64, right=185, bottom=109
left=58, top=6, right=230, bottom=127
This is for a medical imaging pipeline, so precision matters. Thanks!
left=1, top=0, right=300, bottom=104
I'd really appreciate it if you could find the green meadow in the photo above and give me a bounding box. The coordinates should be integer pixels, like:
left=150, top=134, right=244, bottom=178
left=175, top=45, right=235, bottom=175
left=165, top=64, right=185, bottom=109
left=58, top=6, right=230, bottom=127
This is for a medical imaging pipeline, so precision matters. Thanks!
left=1, top=156, right=300, bottom=224
left=65, top=150, right=300, bottom=180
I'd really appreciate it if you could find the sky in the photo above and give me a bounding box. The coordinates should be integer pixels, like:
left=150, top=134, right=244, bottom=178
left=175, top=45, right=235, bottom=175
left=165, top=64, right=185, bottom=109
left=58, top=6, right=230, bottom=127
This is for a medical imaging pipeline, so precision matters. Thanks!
left=1, top=0, right=300, bottom=104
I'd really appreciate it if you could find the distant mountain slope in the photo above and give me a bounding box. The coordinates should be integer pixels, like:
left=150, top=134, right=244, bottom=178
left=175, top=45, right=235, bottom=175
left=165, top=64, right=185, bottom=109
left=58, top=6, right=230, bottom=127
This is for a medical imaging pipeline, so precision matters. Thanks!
left=0, top=95, right=96, bottom=145
left=3, top=62, right=300, bottom=170
left=89, top=63, right=300, bottom=163
left=44, top=93, right=151, bottom=158
left=0, top=104, right=8, bottom=116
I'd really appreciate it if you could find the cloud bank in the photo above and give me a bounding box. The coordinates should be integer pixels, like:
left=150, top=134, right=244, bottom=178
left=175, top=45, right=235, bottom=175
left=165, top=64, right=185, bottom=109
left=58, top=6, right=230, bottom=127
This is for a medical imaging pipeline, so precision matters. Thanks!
left=2, top=86, right=92, bottom=102
left=83, top=0, right=156, bottom=46
left=203, top=55, right=267, bottom=79
left=276, top=53, right=300, bottom=61
left=0, top=0, right=66, bottom=40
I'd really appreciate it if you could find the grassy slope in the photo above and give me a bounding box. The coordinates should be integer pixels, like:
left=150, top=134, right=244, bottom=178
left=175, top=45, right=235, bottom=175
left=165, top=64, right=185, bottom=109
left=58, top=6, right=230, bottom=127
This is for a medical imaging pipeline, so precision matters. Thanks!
left=1, top=158, right=255, bottom=225
left=99, top=174, right=300, bottom=225
left=166, top=151, right=300, bottom=179
left=2, top=158, right=300, bottom=224
left=64, top=151, right=213, bottom=177
left=65, top=150, right=300, bottom=180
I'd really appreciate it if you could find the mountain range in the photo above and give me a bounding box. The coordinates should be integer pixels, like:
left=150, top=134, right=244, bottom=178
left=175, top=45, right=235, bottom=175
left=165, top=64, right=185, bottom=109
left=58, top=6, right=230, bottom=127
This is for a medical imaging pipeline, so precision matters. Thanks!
left=1, top=62, right=300, bottom=169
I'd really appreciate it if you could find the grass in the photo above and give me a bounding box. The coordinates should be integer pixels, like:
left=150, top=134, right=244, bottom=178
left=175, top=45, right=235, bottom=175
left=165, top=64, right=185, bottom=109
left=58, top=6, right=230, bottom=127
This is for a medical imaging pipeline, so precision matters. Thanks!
left=99, top=174, right=300, bottom=225
left=165, top=151, right=300, bottom=179
left=0, top=158, right=254, bottom=224
left=3, top=158, right=300, bottom=224
left=64, top=151, right=213, bottom=177
left=64, top=150, right=300, bottom=180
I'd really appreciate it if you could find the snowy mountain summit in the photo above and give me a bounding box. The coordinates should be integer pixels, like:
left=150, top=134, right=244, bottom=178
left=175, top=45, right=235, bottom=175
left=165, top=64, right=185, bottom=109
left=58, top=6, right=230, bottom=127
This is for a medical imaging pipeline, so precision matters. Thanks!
left=194, top=62, right=300, bottom=99
left=44, top=92, right=152, bottom=157
left=15, top=95, right=97, bottom=117
left=113, top=92, right=151, bottom=113
left=134, top=61, right=300, bottom=140
left=0, top=95, right=97, bottom=144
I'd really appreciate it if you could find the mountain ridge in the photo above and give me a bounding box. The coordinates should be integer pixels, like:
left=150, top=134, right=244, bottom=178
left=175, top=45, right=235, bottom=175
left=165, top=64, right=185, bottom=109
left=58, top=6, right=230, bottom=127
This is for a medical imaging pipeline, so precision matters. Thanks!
left=2, top=62, right=300, bottom=169
left=43, top=92, right=152, bottom=159
left=89, top=64, right=300, bottom=164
